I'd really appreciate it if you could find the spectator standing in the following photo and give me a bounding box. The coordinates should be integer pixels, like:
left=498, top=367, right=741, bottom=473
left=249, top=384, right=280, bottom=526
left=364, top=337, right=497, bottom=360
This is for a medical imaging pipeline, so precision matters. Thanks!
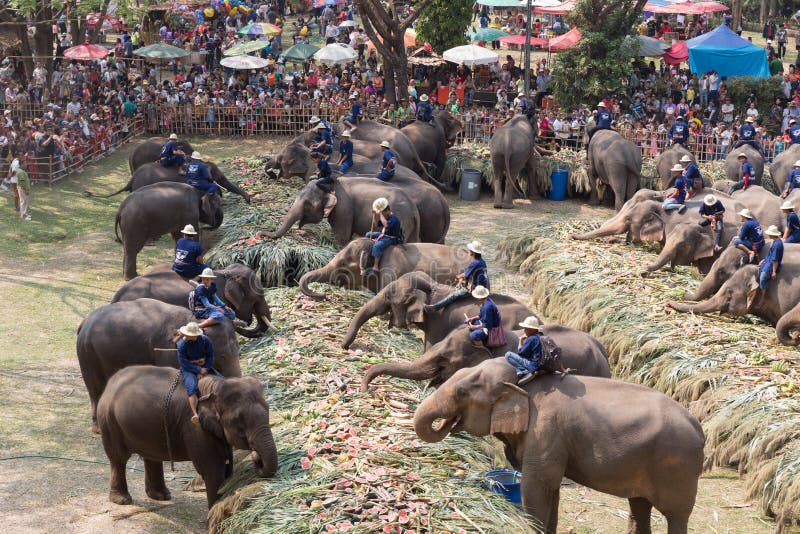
left=15, top=159, right=30, bottom=221
left=777, top=23, right=788, bottom=58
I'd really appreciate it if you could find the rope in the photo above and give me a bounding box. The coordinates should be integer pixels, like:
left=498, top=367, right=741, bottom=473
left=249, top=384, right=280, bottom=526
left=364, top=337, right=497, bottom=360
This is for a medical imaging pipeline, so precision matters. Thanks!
left=162, top=371, right=182, bottom=472
left=0, top=454, right=196, bottom=479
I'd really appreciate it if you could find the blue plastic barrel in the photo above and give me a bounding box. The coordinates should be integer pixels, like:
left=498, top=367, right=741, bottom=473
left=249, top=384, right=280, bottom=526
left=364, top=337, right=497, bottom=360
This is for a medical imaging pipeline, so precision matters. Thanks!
left=484, top=469, right=522, bottom=504
left=549, top=168, right=569, bottom=201
left=460, top=168, right=482, bottom=201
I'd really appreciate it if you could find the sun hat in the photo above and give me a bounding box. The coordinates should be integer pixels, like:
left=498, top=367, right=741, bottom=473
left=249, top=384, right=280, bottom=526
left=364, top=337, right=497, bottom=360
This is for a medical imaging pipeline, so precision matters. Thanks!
left=466, top=240, right=484, bottom=255
left=793, top=160, right=800, bottom=167
left=181, top=224, right=198, bottom=235
left=676, top=115, right=684, bottom=120
left=471, top=285, right=490, bottom=299
left=179, top=322, right=204, bottom=337
left=372, top=197, right=389, bottom=212
left=518, top=316, right=541, bottom=330
left=737, top=152, right=748, bottom=159
left=671, top=163, right=683, bottom=172
left=745, top=116, right=754, bottom=123
left=200, top=267, right=216, bottom=278
left=309, top=115, right=320, bottom=124
left=380, top=140, right=391, bottom=148
left=791, top=119, right=797, bottom=124
left=596, top=101, right=606, bottom=107
left=765, top=225, right=781, bottom=237
left=781, top=200, right=795, bottom=210
left=341, top=129, right=351, bottom=137
left=191, top=151, right=202, bottom=159
left=679, top=155, right=693, bottom=163
left=704, top=194, right=717, bottom=206
left=169, top=133, right=178, bottom=140
left=419, top=94, right=429, bottom=102
left=315, top=122, right=326, bottom=130
left=739, top=208, right=753, bottom=219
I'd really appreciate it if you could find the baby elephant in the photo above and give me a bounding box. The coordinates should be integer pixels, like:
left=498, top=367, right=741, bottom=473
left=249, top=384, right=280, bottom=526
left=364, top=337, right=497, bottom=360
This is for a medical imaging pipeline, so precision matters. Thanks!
left=97, top=366, right=277, bottom=508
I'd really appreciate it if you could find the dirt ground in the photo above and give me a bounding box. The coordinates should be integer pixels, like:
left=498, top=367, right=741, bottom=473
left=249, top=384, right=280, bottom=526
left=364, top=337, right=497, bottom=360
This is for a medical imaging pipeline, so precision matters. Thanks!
left=0, top=137, right=775, bottom=533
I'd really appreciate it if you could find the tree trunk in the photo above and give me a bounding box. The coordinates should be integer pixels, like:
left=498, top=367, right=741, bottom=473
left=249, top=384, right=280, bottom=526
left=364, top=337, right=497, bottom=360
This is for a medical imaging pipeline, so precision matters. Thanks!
left=90, top=0, right=113, bottom=45
left=769, top=0, right=777, bottom=17
left=759, top=0, right=767, bottom=24
left=732, top=0, right=743, bottom=33
left=33, top=4, right=55, bottom=87
left=15, top=21, right=34, bottom=81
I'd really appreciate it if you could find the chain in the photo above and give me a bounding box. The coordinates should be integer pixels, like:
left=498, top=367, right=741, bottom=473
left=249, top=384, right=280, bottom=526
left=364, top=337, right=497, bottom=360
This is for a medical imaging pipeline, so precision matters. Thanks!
left=162, top=371, right=182, bottom=472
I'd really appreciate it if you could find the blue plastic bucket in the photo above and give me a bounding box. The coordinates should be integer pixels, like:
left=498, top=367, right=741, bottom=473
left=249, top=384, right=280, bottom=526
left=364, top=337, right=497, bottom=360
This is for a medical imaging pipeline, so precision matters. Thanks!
left=484, top=469, right=522, bottom=504
left=549, top=168, right=569, bottom=201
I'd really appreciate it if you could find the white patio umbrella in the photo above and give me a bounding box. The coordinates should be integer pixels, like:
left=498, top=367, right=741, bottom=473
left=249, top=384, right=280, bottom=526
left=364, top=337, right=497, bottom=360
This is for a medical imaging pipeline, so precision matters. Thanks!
left=313, top=43, right=358, bottom=65
left=518, top=0, right=562, bottom=6
left=339, top=20, right=357, bottom=27
left=220, top=55, right=270, bottom=70
left=442, top=44, right=499, bottom=66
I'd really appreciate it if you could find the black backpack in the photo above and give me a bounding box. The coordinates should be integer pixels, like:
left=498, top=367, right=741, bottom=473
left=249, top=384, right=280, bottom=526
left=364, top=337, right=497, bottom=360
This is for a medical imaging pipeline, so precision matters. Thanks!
left=538, top=334, right=562, bottom=373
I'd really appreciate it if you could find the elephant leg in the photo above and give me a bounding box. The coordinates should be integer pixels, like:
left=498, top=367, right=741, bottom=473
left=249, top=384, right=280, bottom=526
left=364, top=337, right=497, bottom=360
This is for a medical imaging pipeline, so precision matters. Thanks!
left=588, top=162, right=600, bottom=205
left=492, top=168, right=505, bottom=208
left=626, top=497, right=653, bottom=534
left=122, top=235, right=146, bottom=281
left=625, top=173, right=640, bottom=208
left=665, top=512, right=690, bottom=534
left=521, top=470, right=559, bottom=533
left=144, top=459, right=171, bottom=501
left=107, top=454, right=133, bottom=505
left=197, top=460, right=227, bottom=507
left=502, top=175, right=515, bottom=208
left=526, top=157, right=540, bottom=199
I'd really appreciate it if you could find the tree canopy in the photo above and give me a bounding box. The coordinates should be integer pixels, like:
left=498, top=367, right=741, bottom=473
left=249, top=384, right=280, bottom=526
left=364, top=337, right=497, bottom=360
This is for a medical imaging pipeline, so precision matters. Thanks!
left=415, top=0, right=472, bottom=55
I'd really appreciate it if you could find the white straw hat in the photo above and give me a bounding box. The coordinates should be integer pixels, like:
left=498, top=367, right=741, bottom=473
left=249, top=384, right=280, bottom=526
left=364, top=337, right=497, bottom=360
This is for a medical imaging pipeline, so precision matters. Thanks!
left=466, top=240, right=484, bottom=255
left=791, top=119, right=797, bottom=125
left=169, top=133, right=178, bottom=140
left=309, top=115, right=320, bottom=124
left=471, top=285, right=490, bottom=299
left=372, top=197, right=389, bottom=211
left=679, top=155, right=693, bottom=163
left=737, top=152, right=748, bottom=159
left=380, top=140, right=391, bottom=148
left=419, top=94, right=429, bottom=102
left=200, top=267, right=216, bottom=278
left=181, top=224, right=198, bottom=235
left=704, top=194, right=717, bottom=206
left=191, top=151, right=202, bottom=159
left=739, top=208, right=753, bottom=219
left=518, top=316, right=541, bottom=330
left=745, top=116, right=754, bottom=123
left=315, top=123, right=326, bottom=130
left=793, top=160, right=800, bottom=167
left=781, top=200, right=795, bottom=210
left=596, top=101, right=606, bottom=107
left=341, top=129, right=351, bottom=137
left=671, top=164, right=684, bottom=172
left=765, top=225, right=781, bottom=237
left=179, top=322, right=203, bottom=337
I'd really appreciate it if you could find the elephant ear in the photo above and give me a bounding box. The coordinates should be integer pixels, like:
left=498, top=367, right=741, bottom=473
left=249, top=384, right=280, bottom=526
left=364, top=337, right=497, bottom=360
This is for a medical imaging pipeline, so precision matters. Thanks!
left=198, top=393, right=225, bottom=441
left=693, top=232, right=716, bottom=261
left=490, top=383, right=530, bottom=435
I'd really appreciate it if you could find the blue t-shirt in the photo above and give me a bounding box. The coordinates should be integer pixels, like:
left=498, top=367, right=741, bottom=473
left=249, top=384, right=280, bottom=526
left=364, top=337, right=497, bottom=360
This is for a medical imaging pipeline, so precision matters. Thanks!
left=339, top=140, right=353, bottom=162
left=313, top=129, right=332, bottom=146
left=194, top=282, right=223, bottom=309
left=787, top=169, right=800, bottom=191
left=789, top=125, right=800, bottom=145
left=518, top=334, right=542, bottom=361
left=760, top=238, right=784, bottom=274
left=177, top=335, right=214, bottom=373
left=739, top=218, right=764, bottom=244
left=673, top=175, right=687, bottom=203
left=172, top=238, right=204, bottom=274
left=787, top=212, right=800, bottom=241
left=464, top=258, right=489, bottom=290
left=739, top=124, right=756, bottom=140
left=683, top=162, right=701, bottom=184
left=699, top=200, right=725, bottom=217
left=160, top=140, right=179, bottom=157
left=670, top=122, right=688, bottom=143
left=741, top=161, right=755, bottom=177
left=317, top=157, right=332, bottom=178
left=478, top=298, right=501, bottom=329
left=380, top=213, right=402, bottom=239
left=417, top=101, right=433, bottom=121
left=382, top=149, right=396, bottom=177
left=186, top=161, right=211, bottom=182
left=351, top=102, right=363, bottom=120
left=596, top=109, right=612, bottom=129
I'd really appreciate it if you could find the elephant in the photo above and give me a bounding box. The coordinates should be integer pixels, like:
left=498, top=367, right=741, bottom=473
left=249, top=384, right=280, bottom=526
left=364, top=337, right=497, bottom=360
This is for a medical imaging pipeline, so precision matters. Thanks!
left=361, top=324, right=611, bottom=391
left=85, top=161, right=251, bottom=203
left=264, top=141, right=450, bottom=242
left=585, top=122, right=643, bottom=211
left=77, top=298, right=242, bottom=432
left=341, top=272, right=533, bottom=349
left=111, top=263, right=273, bottom=338
left=489, top=113, right=539, bottom=208
left=769, top=143, right=800, bottom=194
left=657, top=144, right=695, bottom=189
left=400, top=111, right=463, bottom=179
left=129, top=137, right=194, bottom=173
left=711, top=183, right=784, bottom=231
left=724, top=144, right=764, bottom=184
left=298, top=238, right=471, bottom=299
left=263, top=176, right=421, bottom=246
left=97, top=367, right=277, bottom=507
left=413, top=359, right=705, bottom=534
left=641, top=221, right=738, bottom=274
left=683, top=246, right=759, bottom=302
left=114, top=182, right=223, bottom=280
left=335, top=120, right=434, bottom=179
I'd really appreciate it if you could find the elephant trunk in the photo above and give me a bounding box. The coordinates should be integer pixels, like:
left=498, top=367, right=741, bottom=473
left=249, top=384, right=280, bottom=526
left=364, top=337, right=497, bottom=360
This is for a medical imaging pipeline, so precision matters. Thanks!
left=572, top=212, right=628, bottom=240
left=361, top=358, right=439, bottom=392
left=685, top=272, right=721, bottom=302
left=299, top=264, right=338, bottom=300
left=219, top=176, right=252, bottom=204
left=776, top=308, right=800, bottom=346
left=413, top=392, right=458, bottom=443
left=667, top=293, right=725, bottom=314
left=248, top=424, right=278, bottom=478
left=644, top=245, right=674, bottom=272
left=235, top=314, right=272, bottom=338
left=342, top=297, right=390, bottom=349
left=268, top=203, right=303, bottom=240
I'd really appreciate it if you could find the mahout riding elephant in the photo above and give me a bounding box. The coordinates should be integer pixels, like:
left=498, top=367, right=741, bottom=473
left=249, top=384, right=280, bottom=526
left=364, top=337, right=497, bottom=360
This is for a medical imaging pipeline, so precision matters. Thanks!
left=85, top=161, right=250, bottom=203
left=115, top=182, right=223, bottom=280
left=111, top=263, right=273, bottom=337
left=585, top=122, right=642, bottom=211
left=642, top=218, right=743, bottom=274
left=298, top=238, right=471, bottom=299
left=264, top=142, right=450, bottom=240
left=263, top=176, right=421, bottom=246
left=97, top=367, right=277, bottom=507
left=413, top=359, right=705, bottom=534
left=657, top=144, right=695, bottom=189
left=769, top=143, right=800, bottom=194
left=711, top=183, right=783, bottom=231
left=400, top=110, right=462, bottom=179
left=724, top=144, right=764, bottom=183
left=77, top=298, right=242, bottom=432
left=489, top=113, right=539, bottom=208
left=129, top=137, right=193, bottom=173
left=362, top=324, right=610, bottom=391
left=341, top=272, right=533, bottom=349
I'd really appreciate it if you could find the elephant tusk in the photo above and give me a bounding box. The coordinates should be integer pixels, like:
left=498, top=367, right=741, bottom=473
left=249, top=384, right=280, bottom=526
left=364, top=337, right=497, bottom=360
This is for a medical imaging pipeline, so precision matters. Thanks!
left=154, top=348, right=178, bottom=351
left=261, top=315, right=275, bottom=330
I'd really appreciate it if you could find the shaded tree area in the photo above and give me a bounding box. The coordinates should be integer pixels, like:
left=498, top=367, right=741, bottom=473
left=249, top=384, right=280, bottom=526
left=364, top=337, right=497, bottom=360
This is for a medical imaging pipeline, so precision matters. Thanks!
left=415, top=0, right=471, bottom=55
left=550, top=0, right=647, bottom=110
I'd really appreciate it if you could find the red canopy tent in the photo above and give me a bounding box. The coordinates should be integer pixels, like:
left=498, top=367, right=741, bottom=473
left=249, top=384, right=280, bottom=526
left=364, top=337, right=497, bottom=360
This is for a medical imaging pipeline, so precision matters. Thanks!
left=548, top=27, right=581, bottom=51
left=644, top=1, right=727, bottom=13
left=535, top=0, right=575, bottom=15
left=662, top=40, right=689, bottom=65
left=498, top=34, right=547, bottom=46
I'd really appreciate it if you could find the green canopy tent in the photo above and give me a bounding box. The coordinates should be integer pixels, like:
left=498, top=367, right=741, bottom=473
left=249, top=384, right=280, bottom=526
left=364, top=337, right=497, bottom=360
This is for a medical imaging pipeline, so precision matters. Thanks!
left=280, top=42, right=320, bottom=63
left=469, top=28, right=509, bottom=42
left=133, top=42, right=190, bottom=59
left=224, top=40, right=272, bottom=57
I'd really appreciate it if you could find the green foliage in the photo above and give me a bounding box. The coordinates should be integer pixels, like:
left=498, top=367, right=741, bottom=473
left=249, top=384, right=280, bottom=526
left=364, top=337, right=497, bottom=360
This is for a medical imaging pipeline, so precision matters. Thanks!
left=415, top=0, right=472, bottom=53
left=725, top=75, right=785, bottom=114
left=551, top=0, right=645, bottom=110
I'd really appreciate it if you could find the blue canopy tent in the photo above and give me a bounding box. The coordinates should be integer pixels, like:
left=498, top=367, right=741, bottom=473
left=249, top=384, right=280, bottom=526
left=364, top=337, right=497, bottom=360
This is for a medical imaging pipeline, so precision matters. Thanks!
left=686, top=24, right=769, bottom=79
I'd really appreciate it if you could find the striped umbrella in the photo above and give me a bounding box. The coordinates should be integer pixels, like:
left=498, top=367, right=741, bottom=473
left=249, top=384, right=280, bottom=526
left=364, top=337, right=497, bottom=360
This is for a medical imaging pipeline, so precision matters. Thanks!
left=237, top=23, right=282, bottom=38
left=223, top=40, right=271, bottom=57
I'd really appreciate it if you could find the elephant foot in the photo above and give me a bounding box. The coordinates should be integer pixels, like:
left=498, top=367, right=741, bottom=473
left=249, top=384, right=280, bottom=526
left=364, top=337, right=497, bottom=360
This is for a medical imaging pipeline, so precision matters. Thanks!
left=492, top=203, right=514, bottom=209
left=109, top=490, right=133, bottom=505
left=640, top=271, right=651, bottom=278
left=146, top=488, right=172, bottom=501
left=91, top=422, right=100, bottom=435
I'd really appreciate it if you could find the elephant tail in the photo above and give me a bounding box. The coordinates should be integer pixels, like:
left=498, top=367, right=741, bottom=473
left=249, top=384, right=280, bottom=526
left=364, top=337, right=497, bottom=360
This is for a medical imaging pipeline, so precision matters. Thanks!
left=114, top=210, right=122, bottom=244
left=507, top=151, right=526, bottom=198
left=83, top=178, right=133, bottom=199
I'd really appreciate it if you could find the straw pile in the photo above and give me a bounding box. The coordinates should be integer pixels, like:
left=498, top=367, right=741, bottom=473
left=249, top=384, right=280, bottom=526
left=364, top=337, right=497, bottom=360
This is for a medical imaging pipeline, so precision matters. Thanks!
left=211, top=286, right=538, bottom=533
left=206, top=157, right=338, bottom=287
left=500, top=222, right=800, bottom=528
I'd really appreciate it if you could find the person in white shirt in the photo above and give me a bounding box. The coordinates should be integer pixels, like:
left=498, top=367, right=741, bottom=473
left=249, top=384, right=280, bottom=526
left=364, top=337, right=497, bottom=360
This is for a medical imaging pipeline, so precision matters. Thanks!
left=745, top=102, right=759, bottom=121
left=721, top=99, right=735, bottom=123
